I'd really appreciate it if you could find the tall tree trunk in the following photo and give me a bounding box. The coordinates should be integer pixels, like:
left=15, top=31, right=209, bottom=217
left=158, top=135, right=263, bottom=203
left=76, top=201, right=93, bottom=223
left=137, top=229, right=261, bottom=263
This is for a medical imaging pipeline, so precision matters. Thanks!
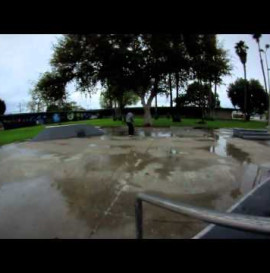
left=199, top=79, right=204, bottom=122
left=268, top=91, right=270, bottom=126
left=115, top=101, right=122, bottom=121
left=173, top=73, right=181, bottom=122
left=263, top=48, right=270, bottom=126
left=208, top=81, right=212, bottom=118
left=155, top=94, right=158, bottom=119
left=175, top=72, right=179, bottom=99
left=141, top=87, right=156, bottom=126
left=256, top=40, right=269, bottom=124
left=143, top=105, right=152, bottom=126
left=257, top=42, right=268, bottom=93
left=265, top=52, right=270, bottom=93
left=113, top=101, right=117, bottom=120
left=154, top=77, right=158, bottom=119
left=169, top=73, right=173, bottom=116
left=244, top=63, right=248, bottom=121
left=213, top=76, right=217, bottom=119
left=200, top=102, right=204, bottom=122
left=109, top=98, right=113, bottom=109
left=119, top=101, right=124, bottom=121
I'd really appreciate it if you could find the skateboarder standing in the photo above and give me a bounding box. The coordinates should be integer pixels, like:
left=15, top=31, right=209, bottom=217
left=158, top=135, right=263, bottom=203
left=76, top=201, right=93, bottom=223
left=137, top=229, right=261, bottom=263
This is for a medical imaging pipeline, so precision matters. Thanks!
left=126, top=111, right=135, bottom=136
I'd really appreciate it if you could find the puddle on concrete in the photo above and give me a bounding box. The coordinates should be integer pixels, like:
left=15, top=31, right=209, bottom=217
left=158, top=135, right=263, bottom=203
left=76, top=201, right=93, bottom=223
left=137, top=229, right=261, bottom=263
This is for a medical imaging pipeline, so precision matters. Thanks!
left=201, top=129, right=270, bottom=198
left=138, top=130, right=173, bottom=138
left=100, top=127, right=212, bottom=142
left=200, top=129, right=251, bottom=163
left=89, top=143, right=97, bottom=148
left=103, top=127, right=179, bottom=138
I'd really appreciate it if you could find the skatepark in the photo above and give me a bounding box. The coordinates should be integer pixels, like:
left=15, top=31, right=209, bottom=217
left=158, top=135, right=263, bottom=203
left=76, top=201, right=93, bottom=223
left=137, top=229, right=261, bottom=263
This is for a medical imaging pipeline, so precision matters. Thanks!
left=1, top=125, right=270, bottom=238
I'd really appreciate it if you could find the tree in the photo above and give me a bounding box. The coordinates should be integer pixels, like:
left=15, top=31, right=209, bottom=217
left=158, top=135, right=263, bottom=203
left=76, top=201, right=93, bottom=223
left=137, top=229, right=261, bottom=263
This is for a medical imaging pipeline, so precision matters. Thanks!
left=175, top=81, right=219, bottom=121
left=0, top=99, right=6, bottom=115
left=100, top=86, right=139, bottom=120
left=27, top=100, right=37, bottom=112
left=162, top=35, right=191, bottom=119
left=131, top=34, right=192, bottom=125
left=252, top=34, right=268, bottom=92
left=210, top=44, right=231, bottom=117
left=227, top=79, right=268, bottom=120
left=27, top=87, right=47, bottom=112
left=50, top=34, right=190, bottom=126
left=183, top=35, right=231, bottom=119
left=37, top=34, right=229, bottom=126
left=265, top=44, right=270, bottom=92
left=235, top=40, right=249, bottom=120
left=34, top=71, right=68, bottom=107
left=63, top=101, right=85, bottom=111
left=100, top=91, right=114, bottom=109
left=47, top=101, right=85, bottom=112
left=46, top=104, right=60, bottom=112
left=50, top=34, right=149, bottom=121
left=123, top=34, right=168, bottom=125
left=252, top=34, right=270, bottom=126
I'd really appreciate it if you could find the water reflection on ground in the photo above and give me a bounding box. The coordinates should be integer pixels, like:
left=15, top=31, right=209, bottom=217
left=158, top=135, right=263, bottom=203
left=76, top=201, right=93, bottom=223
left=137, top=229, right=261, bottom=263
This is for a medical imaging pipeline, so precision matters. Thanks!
left=102, top=127, right=174, bottom=137
left=103, top=127, right=270, bottom=197
left=102, top=127, right=209, bottom=138
left=208, top=129, right=250, bottom=162
left=207, top=129, right=270, bottom=194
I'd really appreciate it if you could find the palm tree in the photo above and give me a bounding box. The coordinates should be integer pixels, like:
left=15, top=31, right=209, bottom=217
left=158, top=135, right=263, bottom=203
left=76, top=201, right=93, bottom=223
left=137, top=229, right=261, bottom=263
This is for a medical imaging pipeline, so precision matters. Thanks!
left=265, top=44, right=270, bottom=93
left=263, top=44, right=270, bottom=126
left=235, top=40, right=249, bottom=120
left=252, top=34, right=268, bottom=93
left=253, top=34, right=270, bottom=126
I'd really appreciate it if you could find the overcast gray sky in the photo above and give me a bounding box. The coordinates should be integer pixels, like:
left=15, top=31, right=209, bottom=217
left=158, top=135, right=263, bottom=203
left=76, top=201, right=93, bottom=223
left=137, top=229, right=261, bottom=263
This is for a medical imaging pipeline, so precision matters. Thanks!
left=0, top=34, right=269, bottom=114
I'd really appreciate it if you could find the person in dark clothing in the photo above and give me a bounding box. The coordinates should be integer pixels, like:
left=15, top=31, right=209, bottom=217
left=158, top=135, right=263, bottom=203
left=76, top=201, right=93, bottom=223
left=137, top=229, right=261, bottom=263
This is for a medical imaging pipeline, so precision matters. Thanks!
left=126, top=111, right=135, bottom=136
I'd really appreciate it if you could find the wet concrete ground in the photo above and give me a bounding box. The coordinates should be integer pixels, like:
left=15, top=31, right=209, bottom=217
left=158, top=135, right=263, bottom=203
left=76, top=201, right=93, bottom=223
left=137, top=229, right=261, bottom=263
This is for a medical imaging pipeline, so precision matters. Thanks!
left=1, top=126, right=270, bottom=238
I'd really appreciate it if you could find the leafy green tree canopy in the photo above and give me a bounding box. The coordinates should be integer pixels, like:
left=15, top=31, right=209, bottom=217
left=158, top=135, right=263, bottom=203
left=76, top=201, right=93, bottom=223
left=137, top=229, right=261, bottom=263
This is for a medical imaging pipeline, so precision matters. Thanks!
left=34, top=71, right=68, bottom=104
left=34, top=34, right=231, bottom=125
left=100, top=87, right=139, bottom=109
left=175, top=81, right=220, bottom=110
left=227, top=78, right=268, bottom=115
left=46, top=101, right=85, bottom=112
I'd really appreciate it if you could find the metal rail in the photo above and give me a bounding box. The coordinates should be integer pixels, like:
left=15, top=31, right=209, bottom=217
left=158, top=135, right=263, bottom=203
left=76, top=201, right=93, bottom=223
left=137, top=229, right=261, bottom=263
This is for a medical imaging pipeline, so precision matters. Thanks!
left=135, top=192, right=270, bottom=239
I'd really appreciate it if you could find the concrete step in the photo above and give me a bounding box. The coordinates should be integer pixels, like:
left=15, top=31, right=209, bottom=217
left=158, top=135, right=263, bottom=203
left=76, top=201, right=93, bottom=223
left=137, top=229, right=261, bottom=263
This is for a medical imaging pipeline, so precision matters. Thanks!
left=233, top=128, right=268, bottom=133
left=238, top=132, right=270, bottom=136
left=233, top=128, right=270, bottom=139
left=242, top=135, right=270, bottom=140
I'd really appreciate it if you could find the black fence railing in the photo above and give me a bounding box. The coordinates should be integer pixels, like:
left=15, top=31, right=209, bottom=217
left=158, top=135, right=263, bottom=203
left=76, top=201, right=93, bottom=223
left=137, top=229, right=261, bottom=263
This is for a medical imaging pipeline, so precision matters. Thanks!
left=0, top=110, right=106, bottom=130
left=0, top=107, right=234, bottom=130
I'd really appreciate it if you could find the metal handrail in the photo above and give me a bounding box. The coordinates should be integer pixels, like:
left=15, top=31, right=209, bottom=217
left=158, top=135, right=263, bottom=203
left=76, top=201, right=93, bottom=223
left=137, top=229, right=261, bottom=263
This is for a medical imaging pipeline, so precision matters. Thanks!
left=135, top=192, right=270, bottom=239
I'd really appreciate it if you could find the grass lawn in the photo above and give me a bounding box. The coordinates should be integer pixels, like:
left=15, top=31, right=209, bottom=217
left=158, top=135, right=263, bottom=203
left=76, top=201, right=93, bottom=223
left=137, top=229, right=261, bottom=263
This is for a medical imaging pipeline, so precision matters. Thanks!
left=0, top=125, right=44, bottom=146
left=0, top=117, right=267, bottom=146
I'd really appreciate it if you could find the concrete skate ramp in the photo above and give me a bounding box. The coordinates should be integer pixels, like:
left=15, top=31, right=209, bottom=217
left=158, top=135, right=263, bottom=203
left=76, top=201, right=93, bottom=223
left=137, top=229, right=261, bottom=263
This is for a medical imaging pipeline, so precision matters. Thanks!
left=32, top=124, right=104, bottom=142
